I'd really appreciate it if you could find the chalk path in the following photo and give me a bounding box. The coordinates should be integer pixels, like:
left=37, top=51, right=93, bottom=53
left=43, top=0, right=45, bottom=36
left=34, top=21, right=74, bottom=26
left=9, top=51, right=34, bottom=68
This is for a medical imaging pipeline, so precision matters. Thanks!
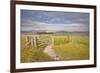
left=43, top=44, right=60, bottom=60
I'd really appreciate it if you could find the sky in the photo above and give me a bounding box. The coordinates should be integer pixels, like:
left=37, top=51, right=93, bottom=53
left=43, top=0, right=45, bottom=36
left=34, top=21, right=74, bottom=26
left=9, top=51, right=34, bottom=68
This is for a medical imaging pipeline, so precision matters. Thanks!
left=21, top=9, right=90, bottom=32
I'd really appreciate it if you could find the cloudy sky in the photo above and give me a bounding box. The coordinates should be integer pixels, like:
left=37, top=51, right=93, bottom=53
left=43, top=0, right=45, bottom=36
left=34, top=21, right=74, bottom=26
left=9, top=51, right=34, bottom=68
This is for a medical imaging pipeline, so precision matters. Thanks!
left=21, top=10, right=89, bottom=32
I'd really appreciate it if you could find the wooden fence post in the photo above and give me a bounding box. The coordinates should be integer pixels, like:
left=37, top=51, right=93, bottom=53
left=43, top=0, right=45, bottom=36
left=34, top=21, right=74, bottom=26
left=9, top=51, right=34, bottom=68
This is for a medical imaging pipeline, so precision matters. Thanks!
left=33, top=35, right=37, bottom=48
left=30, top=36, right=33, bottom=49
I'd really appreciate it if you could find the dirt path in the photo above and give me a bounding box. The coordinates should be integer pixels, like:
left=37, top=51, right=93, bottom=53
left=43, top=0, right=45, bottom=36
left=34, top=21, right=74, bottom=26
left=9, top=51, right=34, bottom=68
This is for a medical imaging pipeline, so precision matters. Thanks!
left=43, top=44, right=60, bottom=60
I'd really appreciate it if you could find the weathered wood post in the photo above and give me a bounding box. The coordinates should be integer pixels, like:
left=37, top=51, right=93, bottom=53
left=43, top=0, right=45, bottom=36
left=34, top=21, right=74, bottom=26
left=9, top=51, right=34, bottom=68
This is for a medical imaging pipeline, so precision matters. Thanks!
left=33, top=35, right=37, bottom=48
left=25, top=35, right=31, bottom=48
left=30, top=36, right=33, bottom=49
left=33, top=34, right=39, bottom=48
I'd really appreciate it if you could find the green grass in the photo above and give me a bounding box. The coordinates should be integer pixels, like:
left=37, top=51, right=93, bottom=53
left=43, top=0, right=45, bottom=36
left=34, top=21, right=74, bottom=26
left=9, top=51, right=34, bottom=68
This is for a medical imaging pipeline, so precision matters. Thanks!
left=53, top=35, right=89, bottom=60
left=21, top=35, right=52, bottom=63
left=21, top=34, right=89, bottom=63
left=54, top=36, right=70, bottom=45
left=21, top=47, right=52, bottom=63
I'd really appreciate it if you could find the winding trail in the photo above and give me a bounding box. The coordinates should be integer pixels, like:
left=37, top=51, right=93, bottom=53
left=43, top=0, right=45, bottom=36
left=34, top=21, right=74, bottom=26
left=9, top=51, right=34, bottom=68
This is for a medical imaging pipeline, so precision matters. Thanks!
left=43, top=44, right=60, bottom=60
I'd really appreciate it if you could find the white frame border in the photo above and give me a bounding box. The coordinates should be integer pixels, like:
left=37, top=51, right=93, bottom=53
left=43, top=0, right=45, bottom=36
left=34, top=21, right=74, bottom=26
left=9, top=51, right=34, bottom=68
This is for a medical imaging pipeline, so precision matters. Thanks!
left=15, top=4, right=94, bottom=69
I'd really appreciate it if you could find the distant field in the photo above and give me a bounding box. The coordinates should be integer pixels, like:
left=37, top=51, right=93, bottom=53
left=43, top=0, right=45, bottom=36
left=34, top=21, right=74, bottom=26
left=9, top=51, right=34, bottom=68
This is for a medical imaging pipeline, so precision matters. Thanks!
left=53, top=35, right=89, bottom=60
left=21, top=33, right=89, bottom=63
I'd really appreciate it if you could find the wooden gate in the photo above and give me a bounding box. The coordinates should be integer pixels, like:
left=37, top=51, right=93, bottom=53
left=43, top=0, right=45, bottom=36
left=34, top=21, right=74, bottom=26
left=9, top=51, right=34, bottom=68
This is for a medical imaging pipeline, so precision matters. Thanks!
left=23, top=34, right=54, bottom=49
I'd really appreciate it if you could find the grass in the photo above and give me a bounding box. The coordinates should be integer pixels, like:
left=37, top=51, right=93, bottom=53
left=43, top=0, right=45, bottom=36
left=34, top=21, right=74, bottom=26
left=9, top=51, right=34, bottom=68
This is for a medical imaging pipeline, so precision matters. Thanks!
left=53, top=35, right=89, bottom=60
left=21, top=34, right=89, bottom=63
left=54, top=35, right=70, bottom=45
left=21, top=35, right=52, bottom=63
left=21, top=46, right=52, bottom=63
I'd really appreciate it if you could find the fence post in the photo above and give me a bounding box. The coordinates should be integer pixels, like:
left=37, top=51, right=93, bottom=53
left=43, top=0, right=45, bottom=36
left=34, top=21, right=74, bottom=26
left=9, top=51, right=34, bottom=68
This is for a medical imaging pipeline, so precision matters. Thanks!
left=30, top=36, right=33, bottom=49
left=33, top=35, right=37, bottom=48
